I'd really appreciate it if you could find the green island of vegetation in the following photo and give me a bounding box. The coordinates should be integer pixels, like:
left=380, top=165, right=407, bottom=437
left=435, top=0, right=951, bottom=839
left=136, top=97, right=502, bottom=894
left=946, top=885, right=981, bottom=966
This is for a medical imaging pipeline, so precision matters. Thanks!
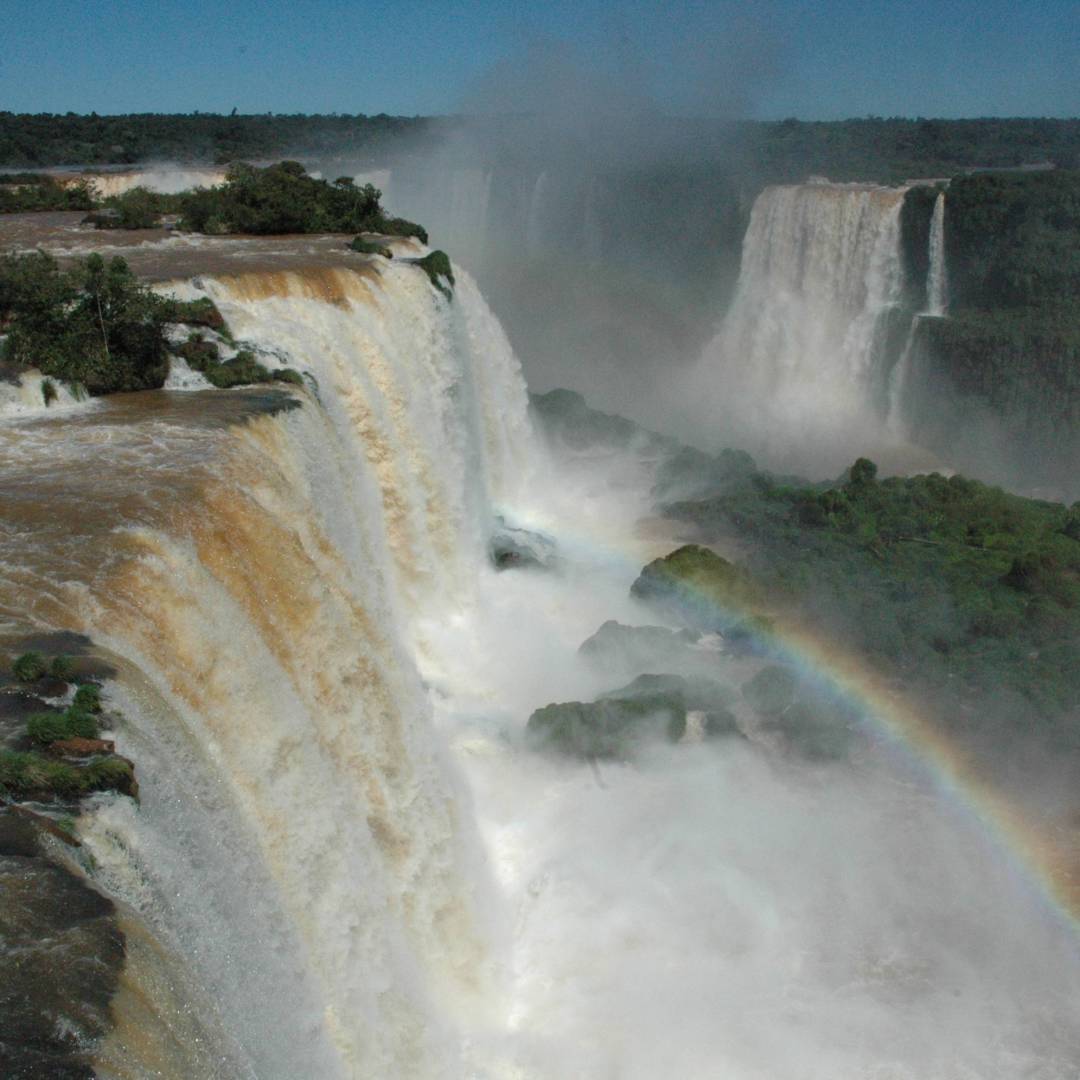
left=0, top=651, right=136, bottom=803
left=0, top=250, right=304, bottom=395
left=529, top=389, right=1080, bottom=762
left=177, top=161, right=426, bottom=239
left=659, top=455, right=1080, bottom=750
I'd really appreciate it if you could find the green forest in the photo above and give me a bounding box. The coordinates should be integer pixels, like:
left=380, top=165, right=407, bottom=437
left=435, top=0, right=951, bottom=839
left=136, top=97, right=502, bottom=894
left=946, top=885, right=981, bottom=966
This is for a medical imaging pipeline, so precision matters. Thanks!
left=900, top=170, right=1080, bottom=472
left=1, top=112, right=1078, bottom=182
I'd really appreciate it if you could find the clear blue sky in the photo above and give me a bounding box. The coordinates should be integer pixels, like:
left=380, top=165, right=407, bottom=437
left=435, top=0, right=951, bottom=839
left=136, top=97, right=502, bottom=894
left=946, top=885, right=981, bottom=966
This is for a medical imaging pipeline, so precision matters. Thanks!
left=0, top=0, right=1076, bottom=119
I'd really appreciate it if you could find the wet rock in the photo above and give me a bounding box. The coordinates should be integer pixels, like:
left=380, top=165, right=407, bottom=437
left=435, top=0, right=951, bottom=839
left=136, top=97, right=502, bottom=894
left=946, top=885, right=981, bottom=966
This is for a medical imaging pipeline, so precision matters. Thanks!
left=769, top=700, right=856, bottom=761
left=578, top=620, right=713, bottom=681
left=723, top=615, right=780, bottom=657
left=4, top=805, right=80, bottom=847
left=652, top=445, right=758, bottom=503
left=528, top=388, right=676, bottom=454
left=602, top=673, right=743, bottom=741
left=741, top=665, right=797, bottom=716
left=490, top=518, right=556, bottom=570
left=741, top=665, right=858, bottom=761
left=527, top=672, right=743, bottom=759
left=0, top=808, right=123, bottom=1077
left=0, top=690, right=55, bottom=751
left=47, top=737, right=116, bottom=758
left=527, top=693, right=685, bottom=759
left=631, top=544, right=764, bottom=632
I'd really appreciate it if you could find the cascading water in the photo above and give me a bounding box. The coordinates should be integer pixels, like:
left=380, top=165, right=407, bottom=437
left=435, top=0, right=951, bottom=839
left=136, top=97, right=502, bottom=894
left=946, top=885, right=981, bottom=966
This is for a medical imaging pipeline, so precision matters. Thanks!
left=686, top=182, right=911, bottom=472
left=926, top=191, right=949, bottom=318
left=0, top=259, right=536, bottom=1079
left=4, top=228, right=1080, bottom=1078
left=887, top=190, right=949, bottom=434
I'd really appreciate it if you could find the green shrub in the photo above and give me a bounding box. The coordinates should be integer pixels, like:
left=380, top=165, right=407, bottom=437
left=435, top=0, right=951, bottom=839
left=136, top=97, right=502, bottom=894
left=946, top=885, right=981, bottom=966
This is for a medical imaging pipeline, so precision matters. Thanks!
left=12, top=652, right=47, bottom=682
left=159, top=296, right=228, bottom=333
left=97, top=185, right=172, bottom=229
left=349, top=236, right=393, bottom=258
left=40, top=377, right=57, bottom=406
left=175, top=334, right=220, bottom=367
left=0, top=749, right=132, bottom=799
left=661, top=455, right=1080, bottom=745
left=847, top=457, right=878, bottom=489
left=49, top=654, right=74, bottom=680
left=198, top=349, right=272, bottom=388
left=177, top=161, right=427, bottom=239
left=271, top=368, right=304, bottom=386
left=27, top=709, right=98, bottom=745
left=416, top=250, right=455, bottom=300
left=72, top=684, right=102, bottom=713
left=0, top=175, right=94, bottom=213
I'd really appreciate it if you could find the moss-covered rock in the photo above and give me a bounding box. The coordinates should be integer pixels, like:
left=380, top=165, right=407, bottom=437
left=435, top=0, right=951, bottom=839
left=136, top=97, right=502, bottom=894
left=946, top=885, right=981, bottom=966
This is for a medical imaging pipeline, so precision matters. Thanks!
left=527, top=693, right=685, bottom=760
left=0, top=749, right=135, bottom=800
left=415, top=250, right=455, bottom=300
left=740, top=665, right=856, bottom=760
left=603, top=673, right=742, bottom=740
left=769, top=700, right=855, bottom=761
left=741, top=665, right=797, bottom=716
left=174, top=342, right=302, bottom=390
left=348, top=235, right=393, bottom=258
left=631, top=545, right=764, bottom=631
left=527, top=672, right=743, bottom=759
left=26, top=709, right=98, bottom=746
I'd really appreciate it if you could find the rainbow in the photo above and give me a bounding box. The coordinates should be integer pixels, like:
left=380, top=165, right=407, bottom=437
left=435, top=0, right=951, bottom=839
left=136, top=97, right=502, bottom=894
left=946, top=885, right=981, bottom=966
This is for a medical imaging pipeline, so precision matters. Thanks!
left=528, top=516, right=1080, bottom=939
left=746, top=616, right=1080, bottom=936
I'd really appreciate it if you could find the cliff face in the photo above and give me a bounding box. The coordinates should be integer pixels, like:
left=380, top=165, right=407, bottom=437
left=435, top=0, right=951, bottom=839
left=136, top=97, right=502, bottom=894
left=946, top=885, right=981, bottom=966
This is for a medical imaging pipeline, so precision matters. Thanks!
left=899, top=171, right=1080, bottom=492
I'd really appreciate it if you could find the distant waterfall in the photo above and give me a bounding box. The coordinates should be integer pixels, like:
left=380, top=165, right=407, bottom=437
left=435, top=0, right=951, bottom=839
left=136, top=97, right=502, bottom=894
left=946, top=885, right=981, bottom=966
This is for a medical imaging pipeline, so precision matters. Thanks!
left=926, top=191, right=948, bottom=317
left=887, top=190, right=948, bottom=433
left=690, top=182, right=909, bottom=470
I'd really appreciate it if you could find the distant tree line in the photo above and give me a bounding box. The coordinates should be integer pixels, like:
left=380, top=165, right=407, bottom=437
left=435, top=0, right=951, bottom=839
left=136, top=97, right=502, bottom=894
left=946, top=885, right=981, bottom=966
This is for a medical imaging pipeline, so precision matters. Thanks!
left=1, top=112, right=1077, bottom=181
left=0, top=111, right=430, bottom=167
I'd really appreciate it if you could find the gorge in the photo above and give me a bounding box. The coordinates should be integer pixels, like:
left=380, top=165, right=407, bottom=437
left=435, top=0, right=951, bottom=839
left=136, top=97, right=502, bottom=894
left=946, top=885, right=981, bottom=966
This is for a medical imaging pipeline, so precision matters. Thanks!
left=1, top=155, right=1079, bottom=1079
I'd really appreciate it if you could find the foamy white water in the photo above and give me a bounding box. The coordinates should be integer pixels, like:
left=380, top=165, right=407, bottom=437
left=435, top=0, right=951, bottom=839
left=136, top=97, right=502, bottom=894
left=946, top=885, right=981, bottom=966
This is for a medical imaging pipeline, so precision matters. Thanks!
left=2, top=246, right=1078, bottom=1079
left=927, top=191, right=949, bottom=318
left=887, top=190, right=949, bottom=435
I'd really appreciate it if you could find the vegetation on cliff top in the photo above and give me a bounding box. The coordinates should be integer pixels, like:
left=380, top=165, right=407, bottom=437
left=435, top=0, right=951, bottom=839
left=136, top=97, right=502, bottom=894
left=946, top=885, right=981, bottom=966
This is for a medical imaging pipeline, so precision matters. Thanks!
left=177, top=161, right=427, bottom=240
left=0, top=251, right=301, bottom=394
left=900, top=171, right=1080, bottom=467
left=0, top=172, right=95, bottom=213
left=661, top=455, right=1080, bottom=745
left=0, top=251, right=171, bottom=393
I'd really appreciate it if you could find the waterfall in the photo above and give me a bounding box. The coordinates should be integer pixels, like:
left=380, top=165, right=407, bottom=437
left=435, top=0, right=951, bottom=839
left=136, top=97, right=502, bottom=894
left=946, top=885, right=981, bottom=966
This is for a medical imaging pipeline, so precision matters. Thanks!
left=926, top=191, right=948, bottom=317
left=524, top=172, right=549, bottom=257
left=887, top=190, right=948, bottom=433
left=5, top=237, right=1080, bottom=1077
left=0, top=260, right=535, bottom=1079
left=177, top=263, right=536, bottom=634
left=689, top=182, right=909, bottom=471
